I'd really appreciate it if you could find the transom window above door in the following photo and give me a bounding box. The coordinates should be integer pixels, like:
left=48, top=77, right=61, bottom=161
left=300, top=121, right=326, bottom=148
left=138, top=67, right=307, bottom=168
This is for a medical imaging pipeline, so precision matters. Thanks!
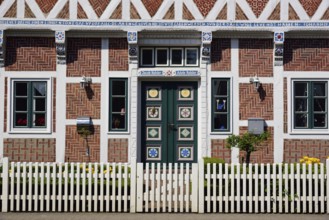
left=140, top=47, right=199, bottom=67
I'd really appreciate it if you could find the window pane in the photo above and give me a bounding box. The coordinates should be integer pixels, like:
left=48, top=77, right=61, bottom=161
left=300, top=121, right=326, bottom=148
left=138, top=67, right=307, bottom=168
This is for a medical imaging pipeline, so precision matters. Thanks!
left=112, top=97, right=125, bottom=112
left=314, top=114, right=326, bottom=128
left=213, top=114, right=228, bottom=130
left=112, top=81, right=126, bottom=95
left=295, top=113, right=308, bottom=128
left=15, top=98, right=28, bottom=111
left=34, top=98, right=46, bottom=111
left=313, top=82, right=326, bottom=96
left=314, top=98, right=326, bottom=112
left=142, top=49, right=153, bottom=65
left=295, top=98, right=307, bottom=112
left=171, top=49, right=183, bottom=65
left=111, top=114, right=126, bottom=129
left=34, top=113, right=46, bottom=127
left=294, top=82, right=307, bottom=96
left=156, top=49, right=168, bottom=65
left=214, top=80, right=228, bottom=96
left=214, top=98, right=228, bottom=112
left=15, top=113, right=28, bottom=127
left=33, top=82, right=46, bottom=96
left=186, top=49, right=197, bottom=65
left=15, top=82, right=28, bottom=96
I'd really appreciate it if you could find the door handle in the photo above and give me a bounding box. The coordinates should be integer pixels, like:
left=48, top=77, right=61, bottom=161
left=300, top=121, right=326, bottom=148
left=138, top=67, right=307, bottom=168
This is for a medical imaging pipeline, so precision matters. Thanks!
left=168, top=123, right=176, bottom=131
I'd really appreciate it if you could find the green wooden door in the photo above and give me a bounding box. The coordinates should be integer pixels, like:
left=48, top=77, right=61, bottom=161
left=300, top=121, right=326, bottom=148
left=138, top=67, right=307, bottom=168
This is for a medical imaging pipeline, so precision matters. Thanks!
left=141, top=82, right=198, bottom=163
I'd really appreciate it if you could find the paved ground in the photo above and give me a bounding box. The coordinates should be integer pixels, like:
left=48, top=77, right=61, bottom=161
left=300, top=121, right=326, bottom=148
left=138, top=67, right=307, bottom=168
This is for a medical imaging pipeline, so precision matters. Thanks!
left=0, top=213, right=328, bottom=220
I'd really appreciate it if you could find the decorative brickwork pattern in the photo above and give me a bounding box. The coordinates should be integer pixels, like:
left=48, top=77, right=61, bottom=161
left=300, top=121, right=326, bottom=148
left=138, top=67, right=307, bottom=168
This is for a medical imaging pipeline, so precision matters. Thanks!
left=65, top=125, right=100, bottom=162
left=284, top=139, right=329, bottom=163
left=284, top=39, right=329, bottom=71
left=289, top=4, right=300, bottom=20
left=109, top=38, right=128, bottom=71
left=142, top=0, right=163, bottom=17
left=239, top=127, right=274, bottom=163
left=131, top=2, right=141, bottom=19
left=183, top=4, right=195, bottom=20
left=66, top=83, right=101, bottom=119
left=25, top=2, right=36, bottom=18
left=299, top=0, right=322, bottom=17
left=283, top=78, right=287, bottom=133
left=268, top=3, right=280, bottom=20
left=36, top=0, right=58, bottom=14
left=246, top=0, right=269, bottom=18
left=239, top=83, right=273, bottom=120
left=239, top=39, right=273, bottom=77
left=89, top=0, right=111, bottom=18
left=4, top=77, right=7, bottom=133
left=211, top=38, right=231, bottom=71
left=322, top=8, right=329, bottom=20
left=4, top=139, right=56, bottom=162
left=211, top=139, right=231, bottom=163
left=52, top=78, right=56, bottom=132
left=110, top=2, right=121, bottom=19
left=108, top=139, right=128, bottom=162
left=57, top=2, right=69, bottom=19
left=4, top=0, right=16, bottom=17
left=67, top=38, right=101, bottom=77
left=217, top=4, right=227, bottom=20
left=236, top=4, right=248, bottom=20
left=6, top=37, right=56, bottom=71
left=78, top=3, right=88, bottom=19
left=164, top=4, right=174, bottom=20
left=193, top=0, right=216, bottom=17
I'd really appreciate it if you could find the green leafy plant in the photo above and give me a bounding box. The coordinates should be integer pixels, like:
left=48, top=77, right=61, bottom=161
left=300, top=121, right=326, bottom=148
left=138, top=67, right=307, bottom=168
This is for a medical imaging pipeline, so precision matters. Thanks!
left=226, top=131, right=269, bottom=164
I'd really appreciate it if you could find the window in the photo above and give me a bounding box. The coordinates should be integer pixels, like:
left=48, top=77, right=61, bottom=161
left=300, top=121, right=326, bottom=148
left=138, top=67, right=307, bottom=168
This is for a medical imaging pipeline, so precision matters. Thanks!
left=185, top=48, right=198, bottom=66
left=212, top=78, right=230, bottom=132
left=11, top=79, right=51, bottom=132
left=109, top=78, right=128, bottom=131
left=140, top=47, right=199, bottom=67
left=293, top=81, right=327, bottom=129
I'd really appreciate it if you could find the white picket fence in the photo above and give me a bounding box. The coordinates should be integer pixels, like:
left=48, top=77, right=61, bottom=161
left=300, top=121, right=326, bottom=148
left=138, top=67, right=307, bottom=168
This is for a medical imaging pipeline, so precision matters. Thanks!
left=1, top=158, right=329, bottom=213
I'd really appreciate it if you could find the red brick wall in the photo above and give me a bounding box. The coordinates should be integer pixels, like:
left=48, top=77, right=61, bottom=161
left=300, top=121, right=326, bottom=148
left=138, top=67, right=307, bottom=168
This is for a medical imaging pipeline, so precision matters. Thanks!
left=239, top=39, right=273, bottom=77
left=239, top=127, right=274, bottom=163
left=4, top=77, right=7, bottom=133
left=4, top=138, right=56, bottom=162
left=89, top=0, right=111, bottom=18
left=35, top=0, right=57, bottom=14
left=246, top=0, right=269, bottom=18
left=67, top=38, right=101, bottom=77
left=211, top=139, right=231, bottom=163
left=211, top=38, right=231, bottom=71
left=5, top=37, right=56, bottom=71
left=193, top=0, right=216, bottom=17
left=299, top=0, right=322, bottom=17
left=66, top=83, right=101, bottom=119
left=284, top=139, right=329, bottom=163
left=239, top=83, right=273, bottom=120
left=65, top=125, right=100, bottom=162
left=108, top=139, right=128, bottom=162
left=109, top=38, right=128, bottom=71
left=142, top=0, right=163, bottom=17
left=284, top=39, right=329, bottom=71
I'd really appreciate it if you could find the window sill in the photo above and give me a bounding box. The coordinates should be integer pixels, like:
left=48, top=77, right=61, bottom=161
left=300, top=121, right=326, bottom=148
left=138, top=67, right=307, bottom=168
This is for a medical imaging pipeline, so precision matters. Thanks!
left=289, top=129, right=329, bottom=135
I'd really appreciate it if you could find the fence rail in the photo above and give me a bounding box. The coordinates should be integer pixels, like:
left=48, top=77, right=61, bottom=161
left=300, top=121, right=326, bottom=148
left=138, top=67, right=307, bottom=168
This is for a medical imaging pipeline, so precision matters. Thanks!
left=1, top=158, right=329, bottom=213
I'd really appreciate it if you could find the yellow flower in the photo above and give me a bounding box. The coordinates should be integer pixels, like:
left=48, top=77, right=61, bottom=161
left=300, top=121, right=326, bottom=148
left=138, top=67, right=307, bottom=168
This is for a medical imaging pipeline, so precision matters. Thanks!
left=306, top=161, right=312, bottom=165
left=300, top=159, right=304, bottom=163
left=303, top=156, right=309, bottom=160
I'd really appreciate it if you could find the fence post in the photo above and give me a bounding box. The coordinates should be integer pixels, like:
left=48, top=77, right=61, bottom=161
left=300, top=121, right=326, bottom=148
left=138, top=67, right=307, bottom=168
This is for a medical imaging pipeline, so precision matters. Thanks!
left=191, top=163, right=198, bottom=212
left=130, top=159, right=137, bottom=213
left=198, top=159, right=204, bottom=213
left=1, top=157, right=9, bottom=212
left=327, top=159, right=329, bottom=214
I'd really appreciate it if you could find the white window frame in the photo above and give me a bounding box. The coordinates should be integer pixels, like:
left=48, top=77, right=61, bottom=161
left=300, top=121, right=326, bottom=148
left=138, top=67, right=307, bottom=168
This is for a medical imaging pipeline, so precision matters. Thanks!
left=289, top=77, right=329, bottom=134
left=170, top=48, right=184, bottom=66
left=185, top=48, right=199, bottom=67
left=140, top=48, right=154, bottom=67
left=9, top=78, right=52, bottom=134
left=155, top=48, right=169, bottom=66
